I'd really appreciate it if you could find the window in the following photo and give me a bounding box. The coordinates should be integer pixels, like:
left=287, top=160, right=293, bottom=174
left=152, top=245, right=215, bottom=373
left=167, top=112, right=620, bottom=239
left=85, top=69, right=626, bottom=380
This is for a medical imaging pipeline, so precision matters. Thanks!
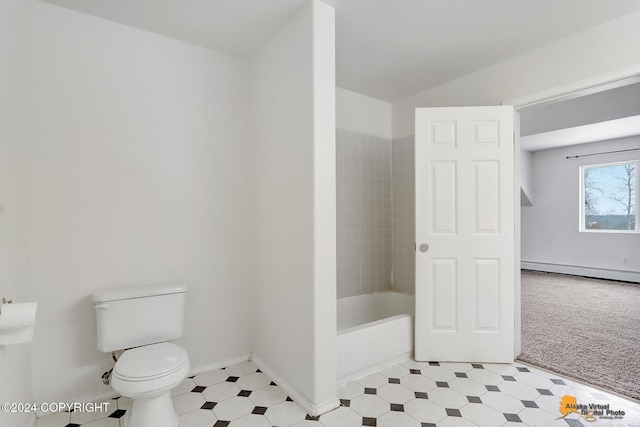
left=580, top=160, right=638, bottom=232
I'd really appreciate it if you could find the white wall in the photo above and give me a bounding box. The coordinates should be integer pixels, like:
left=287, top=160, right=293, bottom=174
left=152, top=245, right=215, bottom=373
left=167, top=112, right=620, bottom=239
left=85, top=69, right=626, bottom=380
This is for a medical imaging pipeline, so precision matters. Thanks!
left=28, top=1, right=252, bottom=404
left=250, top=0, right=337, bottom=414
left=336, top=88, right=392, bottom=139
left=311, top=2, right=338, bottom=411
left=0, top=0, right=33, bottom=425
left=393, top=9, right=640, bottom=137
left=520, top=150, right=534, bottom=206
left=521, top=137, right=640, bottom=282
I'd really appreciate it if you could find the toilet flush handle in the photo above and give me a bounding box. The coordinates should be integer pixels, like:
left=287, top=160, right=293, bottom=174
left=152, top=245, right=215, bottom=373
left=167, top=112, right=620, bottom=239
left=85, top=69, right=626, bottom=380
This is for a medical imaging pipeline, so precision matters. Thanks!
left=95, top=303, right=111, bottom=310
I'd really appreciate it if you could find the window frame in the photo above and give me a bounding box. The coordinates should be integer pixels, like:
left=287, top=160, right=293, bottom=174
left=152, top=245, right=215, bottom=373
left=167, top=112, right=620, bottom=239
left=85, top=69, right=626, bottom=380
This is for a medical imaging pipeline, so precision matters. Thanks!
left=579, top=159, right=640, bottom=233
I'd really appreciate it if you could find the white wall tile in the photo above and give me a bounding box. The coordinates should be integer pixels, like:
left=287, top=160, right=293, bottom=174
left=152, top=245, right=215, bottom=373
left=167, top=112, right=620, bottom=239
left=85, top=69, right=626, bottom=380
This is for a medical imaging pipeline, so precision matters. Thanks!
left=391, top=136, right=416, bottom=294
left=336, top=129, right=392, bottom=297
left=336, top=131, right=416, bottom=298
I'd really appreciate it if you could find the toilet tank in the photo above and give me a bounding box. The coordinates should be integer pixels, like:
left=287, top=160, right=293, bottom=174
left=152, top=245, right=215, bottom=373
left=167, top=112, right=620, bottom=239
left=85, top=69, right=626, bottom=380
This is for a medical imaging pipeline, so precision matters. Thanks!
left=92, top=284, right=186, bottom=353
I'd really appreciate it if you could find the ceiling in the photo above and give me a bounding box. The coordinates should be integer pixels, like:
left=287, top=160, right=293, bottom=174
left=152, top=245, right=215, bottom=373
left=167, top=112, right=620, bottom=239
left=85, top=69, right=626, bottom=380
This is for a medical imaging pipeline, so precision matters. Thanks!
left=40, top=0, right=640, bottom=102
left=520, top=81, right=640, bottom=151
left=520, top=115, right=640, bottom=151
left=520, top=82, right=640, bottom=136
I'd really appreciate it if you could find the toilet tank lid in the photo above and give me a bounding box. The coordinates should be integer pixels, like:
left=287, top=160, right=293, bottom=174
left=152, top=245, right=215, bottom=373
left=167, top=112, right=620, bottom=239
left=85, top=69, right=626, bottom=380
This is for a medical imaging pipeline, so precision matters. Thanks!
left=92, top=284, right=186, bottom=303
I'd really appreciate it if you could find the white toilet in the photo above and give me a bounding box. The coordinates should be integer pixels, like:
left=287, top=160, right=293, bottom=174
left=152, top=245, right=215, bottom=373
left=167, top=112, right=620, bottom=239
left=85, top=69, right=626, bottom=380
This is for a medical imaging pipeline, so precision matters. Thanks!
left=92, top=284, right=190, bottom=427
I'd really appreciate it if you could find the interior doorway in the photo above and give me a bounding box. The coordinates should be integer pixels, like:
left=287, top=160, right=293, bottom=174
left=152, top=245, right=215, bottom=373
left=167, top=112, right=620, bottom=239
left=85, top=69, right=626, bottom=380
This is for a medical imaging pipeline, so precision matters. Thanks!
left=509, top=69, right=640, bottom=400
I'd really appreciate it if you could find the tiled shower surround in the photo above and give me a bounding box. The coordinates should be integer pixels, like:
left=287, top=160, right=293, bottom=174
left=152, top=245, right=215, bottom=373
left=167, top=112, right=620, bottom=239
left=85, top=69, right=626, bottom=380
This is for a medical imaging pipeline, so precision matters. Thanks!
left=336, top=129, right=392, bottom=298
left=391, top=135, right=415, bottom=294
left=336, top=129, right=415, bottom=298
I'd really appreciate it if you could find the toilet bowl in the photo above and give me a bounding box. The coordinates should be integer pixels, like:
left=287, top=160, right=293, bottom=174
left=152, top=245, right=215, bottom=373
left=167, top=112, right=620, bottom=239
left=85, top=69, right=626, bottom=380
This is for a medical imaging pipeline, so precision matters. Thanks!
left=92, top=284, right=189, bottom=427
left=111, top=343, right=189, bottom=427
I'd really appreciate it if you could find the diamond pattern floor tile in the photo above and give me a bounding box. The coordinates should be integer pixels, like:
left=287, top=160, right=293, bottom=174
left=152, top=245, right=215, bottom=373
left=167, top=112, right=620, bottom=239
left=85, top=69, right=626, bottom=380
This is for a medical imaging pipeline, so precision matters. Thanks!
left=499, top=379, right=540, bottom=401
left=483, top=363, right=519, bottom=376
left=439, top=362, right=475, bottom=373
left=318, top=406, right=361, bottom=427
left=404, top=398, right=448, bottom=423
left=172, top=377, right=197, bottom=396
left=194, top=369, right=228, bottom=387
left=249, top=383, right=289, bottom=407
left=448, top=377, right=487, bottom=396
left=173, top=391, right=206, bottom=415
left=224, top=361, right=258, bottom=377
left=400, top=359, right=431, bottom=370
left=480, top=391, right=525, bottom=413
left=231, top=413, right=272, bottom=427
left=33, top=358, right=640, bottom=427
left=466, top=368, right=503, bottom=386
left=349, top=394, right=390, bottom=418
left=514, top=371, right=555, bottom=389
left=265, top=400, right=308, bottom=426
left=338, top=382, right=364, bottom=400
left=356, top=372, right=388, bottom=389
left=202, top=381, right=242, bottom=402
left=400, top=373, right=437, bottom=392
left=179, top=408, right=218, bottom=427
left=237, top=372, right=272, bottom=390
left=380, top=364, right=411, bottom=379
left=427, top=387, right=468, bottom=409
left=81, top=417, right=120, bottom=427
left=377, top=410, right=421, bottom=427
left=212, top=395, right=254, bottom=421
left=518, top=406, right=559, bottom=426
left=377, top=383, right=415, bottom=404
left=459, top=401, right=505, bottom=427
left=420, top=366, right=456, bottom=382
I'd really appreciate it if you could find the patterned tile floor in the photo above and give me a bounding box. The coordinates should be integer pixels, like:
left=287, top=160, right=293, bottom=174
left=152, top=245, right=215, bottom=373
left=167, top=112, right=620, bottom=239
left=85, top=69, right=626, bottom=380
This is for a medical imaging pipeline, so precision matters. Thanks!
left=35, top=359, right=640, bottom=427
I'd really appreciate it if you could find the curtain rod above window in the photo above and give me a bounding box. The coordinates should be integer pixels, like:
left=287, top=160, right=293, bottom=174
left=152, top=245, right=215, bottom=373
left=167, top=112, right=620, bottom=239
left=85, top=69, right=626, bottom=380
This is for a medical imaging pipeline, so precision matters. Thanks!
left=566, top=147, right=640, bottom=159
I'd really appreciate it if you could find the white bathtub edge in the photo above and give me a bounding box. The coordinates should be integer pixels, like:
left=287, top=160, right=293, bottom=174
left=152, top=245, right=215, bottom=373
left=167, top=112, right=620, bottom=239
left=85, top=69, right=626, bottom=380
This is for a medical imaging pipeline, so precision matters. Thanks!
left=337, top=290, right=414, bottom=303
left=338, top=313, right=412, bottom=335
left=337, top=313, right=414, bottom=382
left=337, top=291, right=415, bottom=330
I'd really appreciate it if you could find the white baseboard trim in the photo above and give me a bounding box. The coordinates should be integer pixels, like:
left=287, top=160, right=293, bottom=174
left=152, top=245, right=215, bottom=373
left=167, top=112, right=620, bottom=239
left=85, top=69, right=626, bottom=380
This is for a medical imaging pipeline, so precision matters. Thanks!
left=338, top=352, right=413, bottom=386
left=521, top=261, right=640, bottom=283
left=35, top=353, right=252, bottom=419
left=188, top=353, right=251, bottom=377
left=251, top=354, right=340, bottom=417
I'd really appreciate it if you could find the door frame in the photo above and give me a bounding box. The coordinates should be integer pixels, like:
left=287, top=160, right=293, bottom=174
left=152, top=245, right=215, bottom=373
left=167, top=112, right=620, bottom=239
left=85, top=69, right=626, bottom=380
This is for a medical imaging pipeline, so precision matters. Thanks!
left=504, top=64, right=640, bottom=357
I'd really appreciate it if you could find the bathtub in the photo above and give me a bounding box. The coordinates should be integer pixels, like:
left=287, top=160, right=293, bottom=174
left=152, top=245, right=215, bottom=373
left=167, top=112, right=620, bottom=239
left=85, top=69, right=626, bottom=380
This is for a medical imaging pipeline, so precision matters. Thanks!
left=337, top=292, right=415, bottom=383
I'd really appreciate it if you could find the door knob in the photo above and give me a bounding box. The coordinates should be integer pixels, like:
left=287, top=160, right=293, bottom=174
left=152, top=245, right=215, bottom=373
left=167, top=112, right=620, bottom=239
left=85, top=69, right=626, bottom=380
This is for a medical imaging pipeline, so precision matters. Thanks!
left=419, top=243, right=429, bottom=253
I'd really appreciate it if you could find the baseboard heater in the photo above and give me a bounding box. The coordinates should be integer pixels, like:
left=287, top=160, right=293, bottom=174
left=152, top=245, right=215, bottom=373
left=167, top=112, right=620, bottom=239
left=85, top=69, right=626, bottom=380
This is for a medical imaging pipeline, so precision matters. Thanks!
left=521, top=261, right=640, bottom=283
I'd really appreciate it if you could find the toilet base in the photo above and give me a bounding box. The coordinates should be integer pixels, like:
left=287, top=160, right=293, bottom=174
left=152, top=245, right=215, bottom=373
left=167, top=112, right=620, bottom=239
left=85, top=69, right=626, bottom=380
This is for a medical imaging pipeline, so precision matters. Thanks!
left=127, top=391, right=178, bottom=427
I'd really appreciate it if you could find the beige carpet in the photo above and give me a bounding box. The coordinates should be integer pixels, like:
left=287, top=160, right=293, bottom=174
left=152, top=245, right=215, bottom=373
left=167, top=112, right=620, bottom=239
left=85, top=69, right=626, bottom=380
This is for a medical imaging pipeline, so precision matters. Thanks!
left=518, top=270, right=640, bottom=400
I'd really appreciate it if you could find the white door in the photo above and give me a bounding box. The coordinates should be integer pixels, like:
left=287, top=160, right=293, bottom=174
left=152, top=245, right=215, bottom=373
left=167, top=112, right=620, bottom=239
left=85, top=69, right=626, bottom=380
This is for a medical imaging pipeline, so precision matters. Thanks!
left=415, top=106, right=514, bottom=363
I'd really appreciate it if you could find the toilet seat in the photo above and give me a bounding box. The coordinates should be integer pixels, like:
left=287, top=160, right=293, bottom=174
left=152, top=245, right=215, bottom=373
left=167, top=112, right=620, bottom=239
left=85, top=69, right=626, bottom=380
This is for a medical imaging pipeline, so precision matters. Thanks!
left=114, top=342, right=188, bottom=381
left=111, top=342, right=190, bottom=398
